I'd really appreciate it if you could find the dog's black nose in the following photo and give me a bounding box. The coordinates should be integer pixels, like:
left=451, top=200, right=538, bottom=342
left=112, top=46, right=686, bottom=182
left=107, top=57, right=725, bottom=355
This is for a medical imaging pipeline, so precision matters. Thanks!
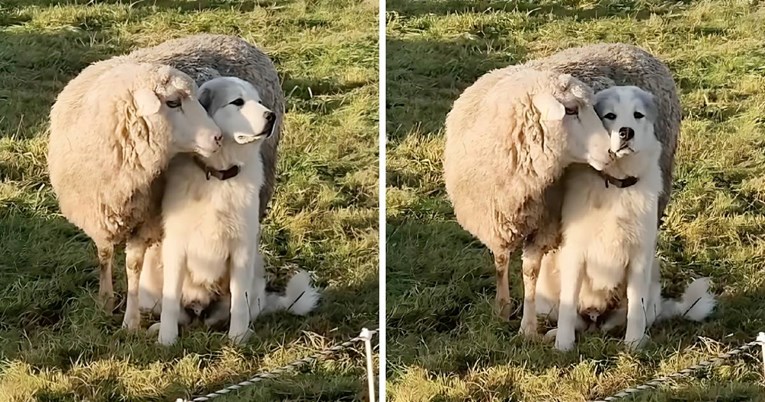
left=618, top=127, right=634, bottom=141
left=264, top=111, right=275, bottom=123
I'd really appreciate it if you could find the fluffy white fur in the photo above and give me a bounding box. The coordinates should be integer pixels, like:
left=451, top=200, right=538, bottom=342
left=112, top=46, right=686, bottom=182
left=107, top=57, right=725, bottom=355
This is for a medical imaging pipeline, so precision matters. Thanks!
left=148, top=76, right=318, bottom=345
left=537, top=86, right=695, bottom=351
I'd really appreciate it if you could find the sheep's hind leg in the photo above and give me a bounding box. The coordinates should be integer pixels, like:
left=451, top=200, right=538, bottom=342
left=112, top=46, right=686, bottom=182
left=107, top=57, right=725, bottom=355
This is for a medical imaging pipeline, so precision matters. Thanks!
left=493, top=250, right=513, bottom=321
left=519, top=247, right=543, bottom=338
left=96, top=243, right=115, bottom=312
left=122, top=238, right=147, bottom=329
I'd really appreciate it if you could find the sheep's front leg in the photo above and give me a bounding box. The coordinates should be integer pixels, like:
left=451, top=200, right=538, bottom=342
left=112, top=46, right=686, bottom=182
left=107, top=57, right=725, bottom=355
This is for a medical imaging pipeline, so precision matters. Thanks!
left=122, top=238, right=147, bottom=329
left=228, top=243, right=255, bottom=344
left=158, top=240, right=186, bottom=345
left=520, top=247, right=543, bottom=338
left=624, top=249, right=652, bottom=350
left=555, top=246, right=584, bottom=351
left=95, top=243, right=114, bottom=312
left=493, top=249, right=512, bottom=321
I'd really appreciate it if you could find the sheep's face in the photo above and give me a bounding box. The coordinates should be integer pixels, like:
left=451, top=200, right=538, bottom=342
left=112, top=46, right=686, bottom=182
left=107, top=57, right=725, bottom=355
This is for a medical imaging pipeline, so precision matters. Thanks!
left=594, top=86, right=659, bottom=158
left=135, top=68, right=222, bottom=158
left=532, top=74, right=612, bottom=171
left=198, top=77, right=276, bottom=145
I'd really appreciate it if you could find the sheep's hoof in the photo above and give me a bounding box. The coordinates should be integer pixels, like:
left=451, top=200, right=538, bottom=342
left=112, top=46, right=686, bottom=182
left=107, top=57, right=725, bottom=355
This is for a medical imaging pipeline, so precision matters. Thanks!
left=519, top=318, right=540, bottom=339
left=121, top=315, right=141, bottom=330
left=494, top=299, right=513, bottom=321
left=98, top=294, right=115, bottom=313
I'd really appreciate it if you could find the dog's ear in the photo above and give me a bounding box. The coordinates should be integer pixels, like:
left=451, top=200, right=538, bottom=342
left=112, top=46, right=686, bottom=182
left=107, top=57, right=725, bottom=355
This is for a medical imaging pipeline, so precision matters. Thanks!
left=133, top=88, right=161, bottom=116
left=532, top=92, right=565, bottom=121
left=198, top=87, right=212, bottom=113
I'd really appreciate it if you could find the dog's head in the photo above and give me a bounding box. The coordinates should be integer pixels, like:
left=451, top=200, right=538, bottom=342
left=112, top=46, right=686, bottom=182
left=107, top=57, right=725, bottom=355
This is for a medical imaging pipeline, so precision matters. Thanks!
left=594, top=86, right=659, bottom=158
left=198, top=77, right=276, bottom=145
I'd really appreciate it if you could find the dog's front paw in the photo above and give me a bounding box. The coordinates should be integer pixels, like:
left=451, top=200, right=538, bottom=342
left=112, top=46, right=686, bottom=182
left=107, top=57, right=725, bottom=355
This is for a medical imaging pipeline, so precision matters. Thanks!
left=624, top=334, right=649, bottom=351
left=543, top=328, right=557, bottom=343
left=228, top=328, right=253, bottom=345
left=158, top=324, right=178, bottom=346
left=554, top=330, right=576, bottom=351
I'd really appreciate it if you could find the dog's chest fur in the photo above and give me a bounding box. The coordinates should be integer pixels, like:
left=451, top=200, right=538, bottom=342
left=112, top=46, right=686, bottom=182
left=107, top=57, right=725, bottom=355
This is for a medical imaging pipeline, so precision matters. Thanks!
left=561, top=154, right=662, bottom=298
left=162, top=146, right=264, bottom=287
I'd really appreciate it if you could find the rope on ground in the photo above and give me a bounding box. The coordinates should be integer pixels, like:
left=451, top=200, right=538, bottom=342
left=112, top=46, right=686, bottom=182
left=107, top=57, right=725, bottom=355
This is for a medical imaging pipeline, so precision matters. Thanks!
left=591, top=333, right=765, bottom=402
left=175, top=327, right=379, bottom=402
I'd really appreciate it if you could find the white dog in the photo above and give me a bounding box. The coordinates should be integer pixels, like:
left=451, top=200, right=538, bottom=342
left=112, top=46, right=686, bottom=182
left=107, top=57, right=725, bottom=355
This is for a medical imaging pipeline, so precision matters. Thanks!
left=536, top=86, right=715, bottom=351
left=147, top=77, right=319, bottom=345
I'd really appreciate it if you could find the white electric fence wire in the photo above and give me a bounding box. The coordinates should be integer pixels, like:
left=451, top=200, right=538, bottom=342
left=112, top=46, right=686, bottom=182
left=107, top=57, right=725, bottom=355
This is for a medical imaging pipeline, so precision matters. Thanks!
left=174, top=327, right=379, bottom=402
left=592, top=334, right=765, bottom=402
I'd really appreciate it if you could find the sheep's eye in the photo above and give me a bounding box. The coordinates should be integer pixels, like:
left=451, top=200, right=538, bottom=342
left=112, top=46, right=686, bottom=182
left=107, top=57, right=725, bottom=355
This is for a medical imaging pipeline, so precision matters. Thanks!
left=257, top=100, right=263, bottom=104
left=165, top=100, right=181, bottom=108
left=604, top=113, right=616, bottom=120
left=634, top=111, right=644, bottom=119
left=564, top=107, right=578, bottom=115
left=230, top=98, right=244, bottom=106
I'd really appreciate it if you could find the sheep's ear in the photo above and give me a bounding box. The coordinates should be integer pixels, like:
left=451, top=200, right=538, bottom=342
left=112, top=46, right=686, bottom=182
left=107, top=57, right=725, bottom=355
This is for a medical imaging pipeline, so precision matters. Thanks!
left=198, top=87, right=212, bottom=113
left=134, top=88, right=161, bottom=116
left=532, top=92, right=565, bottom=121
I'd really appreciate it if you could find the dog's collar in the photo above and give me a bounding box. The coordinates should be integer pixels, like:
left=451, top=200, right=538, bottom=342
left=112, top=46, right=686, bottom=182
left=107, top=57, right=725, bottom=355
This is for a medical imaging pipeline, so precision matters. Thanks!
left=192, top=156, right=240, bottom=181
left=597, top=170, right=639, bottom=188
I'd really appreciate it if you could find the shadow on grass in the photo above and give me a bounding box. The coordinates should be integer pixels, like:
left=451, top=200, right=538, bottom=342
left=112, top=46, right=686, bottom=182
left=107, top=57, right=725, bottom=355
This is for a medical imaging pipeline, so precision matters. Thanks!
left=385, top=213, right=755, bottom=381
left=387, top=0, right=691, bottom=21
left=0, top=195, right=377, bottom=400
left=0, top=23, right=133, bottom=140
left=1, top=0, right=294, bottom=13
left=385, top=36, right=521, bottom=142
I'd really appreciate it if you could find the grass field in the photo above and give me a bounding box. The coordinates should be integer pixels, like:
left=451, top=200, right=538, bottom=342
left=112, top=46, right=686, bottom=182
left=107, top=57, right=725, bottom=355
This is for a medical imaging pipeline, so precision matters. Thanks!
left=0, top=1, right=378, bottom=401
left=386, top=1, right=765, bottom=400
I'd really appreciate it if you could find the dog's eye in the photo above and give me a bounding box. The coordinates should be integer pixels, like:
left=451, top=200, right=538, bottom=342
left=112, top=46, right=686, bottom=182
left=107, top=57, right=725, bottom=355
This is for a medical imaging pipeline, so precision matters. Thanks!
left=230, top=98, right=245, bottom=107
left=165, top=100, right=181, bottom=108
left=603, top=113, right=616, bottom=120
left=634, top=112, right=644, bottom=119
left=564, top=107, right=578, bottom=116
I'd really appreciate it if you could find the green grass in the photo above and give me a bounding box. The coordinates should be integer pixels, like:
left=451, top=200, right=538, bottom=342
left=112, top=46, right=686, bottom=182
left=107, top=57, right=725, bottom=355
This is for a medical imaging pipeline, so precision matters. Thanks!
left=386, top=0, right=765, bottom=400
left=0, top=1, right=378, bottom=401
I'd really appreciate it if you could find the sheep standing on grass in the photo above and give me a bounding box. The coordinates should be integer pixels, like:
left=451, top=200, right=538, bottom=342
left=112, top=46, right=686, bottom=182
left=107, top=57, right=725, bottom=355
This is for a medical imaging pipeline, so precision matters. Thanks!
left=48, top=34, right=284, bottom=330
left=444, top=68, right=614, bottom=334
left=47, top=60, right=222, bottom=322
left=445, top=43, right=681, bottom=338
left=115, top=34, right=285, bottom=330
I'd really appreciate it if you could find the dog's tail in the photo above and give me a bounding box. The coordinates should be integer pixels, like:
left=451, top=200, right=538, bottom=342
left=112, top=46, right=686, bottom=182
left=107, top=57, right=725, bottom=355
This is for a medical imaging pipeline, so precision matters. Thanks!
left=657, top=277, right=716, bottom=322
left=261, top=270, right=320, bottom=316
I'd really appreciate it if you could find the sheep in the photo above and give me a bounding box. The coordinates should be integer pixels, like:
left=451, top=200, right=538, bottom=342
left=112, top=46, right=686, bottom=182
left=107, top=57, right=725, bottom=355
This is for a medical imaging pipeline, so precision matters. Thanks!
left=115, top=35, right=285, bottom=330
left=444, top=43, right=681, bottom=338
left=443, top=67, right=614, bottom=337
left=48, top=34, right=284, bottom=330
left=122, top=34, right=284, bottom=220
left=47, top=60, right=223, bottom=324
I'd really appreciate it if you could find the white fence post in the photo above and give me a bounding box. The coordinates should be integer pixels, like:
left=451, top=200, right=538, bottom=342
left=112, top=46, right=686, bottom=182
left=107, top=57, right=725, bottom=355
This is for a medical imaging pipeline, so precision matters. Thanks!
left=360, top=328, right=376, bottom=402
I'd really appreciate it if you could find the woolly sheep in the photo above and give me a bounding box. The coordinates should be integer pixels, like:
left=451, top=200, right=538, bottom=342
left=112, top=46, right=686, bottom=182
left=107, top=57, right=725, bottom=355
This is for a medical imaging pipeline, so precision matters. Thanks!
left=48, top=35, right=284, bottom=330
left=117, top=35, right=285, bottom=329
left=47, top=60, right=222, bottom=322
left=123, top=34, right=285, bottom=219
left=444, top=43, right=681, bottom=338
left=443, top=67, right=614, bottom=336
